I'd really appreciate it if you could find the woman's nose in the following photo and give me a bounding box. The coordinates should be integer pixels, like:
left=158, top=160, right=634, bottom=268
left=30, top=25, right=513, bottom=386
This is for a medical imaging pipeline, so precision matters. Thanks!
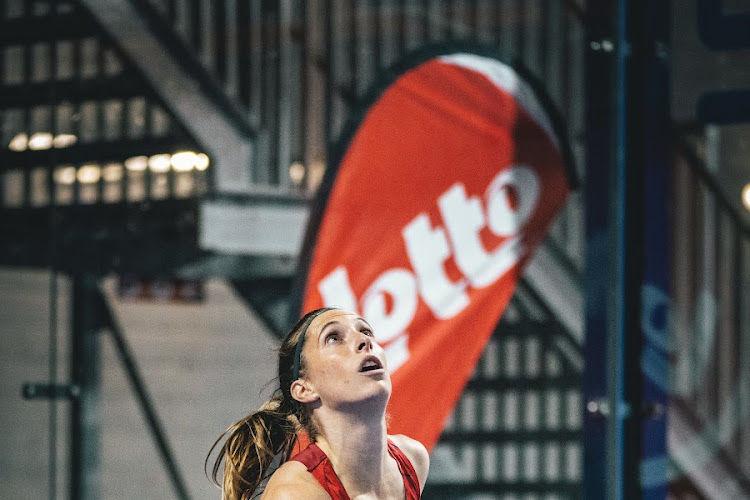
left=357, top=333, right=372, bottom=351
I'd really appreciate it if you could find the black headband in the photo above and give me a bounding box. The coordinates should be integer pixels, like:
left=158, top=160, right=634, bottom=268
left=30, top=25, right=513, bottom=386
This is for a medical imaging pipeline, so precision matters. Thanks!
left=292, top=311, right=327, bottom=381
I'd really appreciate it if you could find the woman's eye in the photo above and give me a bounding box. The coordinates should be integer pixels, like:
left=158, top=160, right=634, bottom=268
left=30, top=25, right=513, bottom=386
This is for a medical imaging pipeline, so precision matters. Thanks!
left=362, top=329, right=374, bottom=337
left=325, top=333, right=341, bottom=343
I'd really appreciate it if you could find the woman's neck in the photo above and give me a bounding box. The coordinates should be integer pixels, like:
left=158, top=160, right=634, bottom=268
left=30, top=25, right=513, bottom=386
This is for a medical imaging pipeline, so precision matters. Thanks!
left=312, top=406, right=398, bottom=497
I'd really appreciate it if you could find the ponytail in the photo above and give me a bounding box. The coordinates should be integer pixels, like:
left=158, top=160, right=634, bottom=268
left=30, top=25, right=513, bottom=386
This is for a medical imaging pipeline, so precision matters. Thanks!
left=207, top=308, right=335, bottom=499
left=207, top=394, right=299, bottom=499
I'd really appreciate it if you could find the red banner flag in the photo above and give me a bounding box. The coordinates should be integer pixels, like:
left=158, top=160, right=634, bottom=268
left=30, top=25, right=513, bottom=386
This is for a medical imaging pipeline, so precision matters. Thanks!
left=296, top=47, right=572, bottom=450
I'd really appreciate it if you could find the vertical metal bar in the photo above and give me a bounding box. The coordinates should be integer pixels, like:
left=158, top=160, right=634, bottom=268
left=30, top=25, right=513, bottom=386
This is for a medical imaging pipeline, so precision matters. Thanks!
left=372, top=0, right=382, bottom=70
left=493, top=0, right=501, bottom=48
left=468, top=0, right=478, bottom=34
left=69, top=273, right=102, bottom=500
left=539, top=0, right=550, bottom=82
left=733, top=224, right=742, bottom=463
left=72, top=32, right=82, bottom=205
left=50, top=26, right=59, bottom=205
left=189, top=0, right=201, bottom=50
left=117, top=51, right=129, bottom=201
left=299, top=0, right=308, bottom=184
left=261, top=2, right=278, bottom=183
left=635, top=2, right=671, bottom=497
left=324, top=0, right=333, bottom=148
left=21, top=1, right=32, bottom=208
left=278, top=0, right=294, bottom=188
left=449, top=0, right=460, bottom=38
left=617, top=0, right=640, bottom=495
left=396, top=0, right=406, bottom=55
left=237, top=0, right=250, bottom=108
left=95, top=39, right=105, bottom=203
left=167, top=0, right=177, bottom=22
left=48, top=6, right=60, bottom=499
left=273, top=1, right=281, bottom=184
left=349, top=0, right=358, bottom=95
left=741, top=239, right=750, bottom=477
left=582, top=0, right=617, bottom=497
left=561, top=6, right=571, bottom=129
left=0, top=0, right=5, bottom=207
left=692, top=171, right=703, bottom=414
left=516, top=0, right=525, bottom=59
left=214, top=0, right=227, bottom=82
left=250, top=0, right=262, bottom=128
left=713, top=211, right=725, bottom=423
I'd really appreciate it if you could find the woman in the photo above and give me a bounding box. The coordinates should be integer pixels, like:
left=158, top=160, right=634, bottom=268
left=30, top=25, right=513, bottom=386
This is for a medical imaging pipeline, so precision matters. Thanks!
left=208, top=307, right=430, bottom=499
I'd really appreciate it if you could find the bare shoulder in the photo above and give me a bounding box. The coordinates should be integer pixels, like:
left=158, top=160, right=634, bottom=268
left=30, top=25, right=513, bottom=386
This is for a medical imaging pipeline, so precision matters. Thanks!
left=389, top=434, right=430, bottom=489
left=260, top=460, right=330, bottom=500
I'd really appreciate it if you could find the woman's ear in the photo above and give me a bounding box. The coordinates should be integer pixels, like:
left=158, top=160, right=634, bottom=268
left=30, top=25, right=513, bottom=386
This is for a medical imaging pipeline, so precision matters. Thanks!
left=290, top=379, right=319, bottom=404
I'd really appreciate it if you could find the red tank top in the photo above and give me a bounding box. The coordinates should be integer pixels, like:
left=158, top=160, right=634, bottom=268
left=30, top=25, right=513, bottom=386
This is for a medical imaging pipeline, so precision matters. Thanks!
left=289, top=439, right=421, bottom=499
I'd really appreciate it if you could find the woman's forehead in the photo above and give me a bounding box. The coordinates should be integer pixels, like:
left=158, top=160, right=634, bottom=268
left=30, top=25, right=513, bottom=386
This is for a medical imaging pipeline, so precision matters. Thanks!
left=308, top=309, right=365, bottom=336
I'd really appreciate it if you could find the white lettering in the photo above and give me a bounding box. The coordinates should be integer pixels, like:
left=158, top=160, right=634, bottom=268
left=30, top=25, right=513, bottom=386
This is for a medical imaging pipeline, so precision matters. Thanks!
left=361, top=269, right=418, bottom=344
left=315, top=164, right=544, bottom=374
left=440, top=182, right=527, bottom=288
left=403, top=214, right=470, bottom=319
left=485, top=165, right=539, bottom=236
left=318, top=266, right=359, bottom=313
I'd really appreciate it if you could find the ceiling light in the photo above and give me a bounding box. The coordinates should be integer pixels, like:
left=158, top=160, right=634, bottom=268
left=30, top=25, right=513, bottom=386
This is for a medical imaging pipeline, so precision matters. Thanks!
left=148, top=154, right=171, bottom=173
left=77, top=164, right=101, bottom=184
left=743, top=184, right=750, bottom=212
left=28, top=132, right=53, bottom=151
left=54, top=166, right=77, bottom=185
left=171, top=151, right=197, bottom=172
left=289, top=161, right=305, bottom=185
left=9, top=133, right=28, bottom=151
left=102, top=163, right=124, bottom=182
left=195, top=153, right=210, bottom=171
left=53, top=133, right=77, bottom=148
left=125, top=156, right=148, bottom=172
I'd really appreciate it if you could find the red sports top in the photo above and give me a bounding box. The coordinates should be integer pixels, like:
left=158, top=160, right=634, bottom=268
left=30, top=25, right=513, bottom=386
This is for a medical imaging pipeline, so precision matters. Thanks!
left=289, top=439, right=421, bottom=499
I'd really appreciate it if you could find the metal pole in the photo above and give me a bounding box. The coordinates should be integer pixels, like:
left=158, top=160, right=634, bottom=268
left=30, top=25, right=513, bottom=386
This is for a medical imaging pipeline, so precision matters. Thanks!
left=632, top=1, right=671, bottom=498
left=584, top=0, right=671, bottom=498
left=582, top=1, right=618, bottom=498
left=70, top=273, right=102, bottom=500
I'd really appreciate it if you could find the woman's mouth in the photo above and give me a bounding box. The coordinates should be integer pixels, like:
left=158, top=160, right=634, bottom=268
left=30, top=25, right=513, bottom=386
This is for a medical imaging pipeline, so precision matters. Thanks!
left=359, top=356, right=383, bottom=372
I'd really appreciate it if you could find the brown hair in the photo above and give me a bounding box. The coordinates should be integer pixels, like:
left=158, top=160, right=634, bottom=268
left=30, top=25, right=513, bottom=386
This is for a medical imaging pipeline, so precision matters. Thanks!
left=206, top=308, right=336, bottom=500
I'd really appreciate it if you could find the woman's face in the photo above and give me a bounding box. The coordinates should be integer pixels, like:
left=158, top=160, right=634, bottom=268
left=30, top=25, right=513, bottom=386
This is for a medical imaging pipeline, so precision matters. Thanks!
left=296, top=309, right=392, bottom=410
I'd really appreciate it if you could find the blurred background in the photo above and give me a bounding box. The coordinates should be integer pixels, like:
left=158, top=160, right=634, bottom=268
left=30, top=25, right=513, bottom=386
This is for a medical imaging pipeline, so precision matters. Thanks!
left=1, top=0, right=749, bottom=499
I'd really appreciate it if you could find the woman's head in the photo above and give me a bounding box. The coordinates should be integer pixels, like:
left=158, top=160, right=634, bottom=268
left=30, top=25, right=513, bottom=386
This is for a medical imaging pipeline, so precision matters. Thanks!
left=280, top=308, right=392, bottom=416
left=208, top=307, right=391, bottom=499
